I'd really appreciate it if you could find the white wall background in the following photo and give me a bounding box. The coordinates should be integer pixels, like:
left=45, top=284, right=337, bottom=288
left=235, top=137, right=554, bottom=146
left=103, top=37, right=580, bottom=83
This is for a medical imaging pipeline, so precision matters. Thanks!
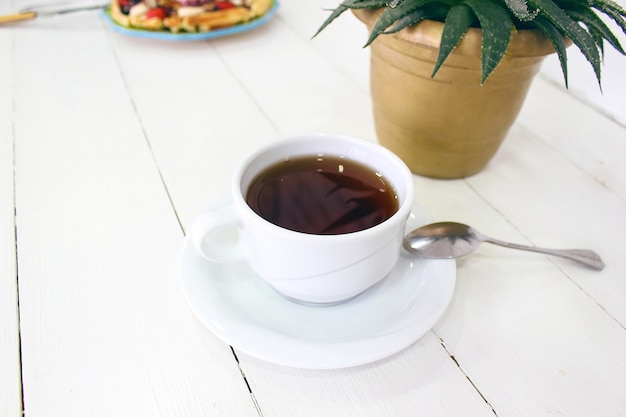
left=539, top=0, right=626, bottom=127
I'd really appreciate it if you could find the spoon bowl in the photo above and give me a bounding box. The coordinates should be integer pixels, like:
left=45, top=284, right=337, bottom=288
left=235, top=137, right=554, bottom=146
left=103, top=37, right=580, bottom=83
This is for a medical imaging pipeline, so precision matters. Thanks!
left=403, top=222, right=605, bottom=270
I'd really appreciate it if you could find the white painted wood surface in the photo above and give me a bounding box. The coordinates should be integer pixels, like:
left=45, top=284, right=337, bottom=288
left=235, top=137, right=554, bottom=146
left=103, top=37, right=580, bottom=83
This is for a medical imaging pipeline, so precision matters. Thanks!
left=2, top=0, right=626, bottom=416
left=1, top=3, right=22, bottom=415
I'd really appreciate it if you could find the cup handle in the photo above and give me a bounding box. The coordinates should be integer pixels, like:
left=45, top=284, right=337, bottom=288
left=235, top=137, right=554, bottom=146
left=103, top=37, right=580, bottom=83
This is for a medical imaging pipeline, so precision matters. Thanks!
left=190, top=205, right=245, bottom=263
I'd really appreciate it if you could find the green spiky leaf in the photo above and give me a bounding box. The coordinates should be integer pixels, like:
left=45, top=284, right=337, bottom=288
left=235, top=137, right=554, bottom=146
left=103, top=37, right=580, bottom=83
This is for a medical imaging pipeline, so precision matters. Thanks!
left=504, top=0, right=540, bottom=21
left=343, top=0, right=390, bottom=9
left=464, top=0, right=514, bottom=83
left=432, top=4, right=476, bottom=77
left=590, top=0, right=626, bottom=37
left=385, top=3, right=450, bottom=33
left=313, top=5, right=349, bottom=38
left=385, top=9, right=433, bottom=34
left=533, top=16, right=569, bottom=87
left=365, top=0, right=434, bottom=46
left=529, top=0, right=602, bottom=87
left=568, top=8, right=625, bottom=54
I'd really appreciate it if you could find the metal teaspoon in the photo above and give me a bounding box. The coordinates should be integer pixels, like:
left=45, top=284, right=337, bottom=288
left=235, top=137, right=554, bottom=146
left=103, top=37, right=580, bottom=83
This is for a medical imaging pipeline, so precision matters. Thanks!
left=402, top=222, right=605, bottom=270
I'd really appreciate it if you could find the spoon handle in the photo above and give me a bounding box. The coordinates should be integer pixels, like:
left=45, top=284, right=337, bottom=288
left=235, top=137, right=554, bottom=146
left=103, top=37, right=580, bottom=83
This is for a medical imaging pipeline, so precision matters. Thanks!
left=483, top=237, right=605, bottom=270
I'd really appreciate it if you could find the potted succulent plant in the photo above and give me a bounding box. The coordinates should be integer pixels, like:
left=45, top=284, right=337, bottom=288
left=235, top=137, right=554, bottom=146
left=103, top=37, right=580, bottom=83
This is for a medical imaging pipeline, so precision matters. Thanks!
left=315, top=0, right=626, bottom=178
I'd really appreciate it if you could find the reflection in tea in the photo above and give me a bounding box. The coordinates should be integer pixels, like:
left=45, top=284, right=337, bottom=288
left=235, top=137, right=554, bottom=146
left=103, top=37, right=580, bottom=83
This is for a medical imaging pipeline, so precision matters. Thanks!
left=246, top=155, right=399, bottom=234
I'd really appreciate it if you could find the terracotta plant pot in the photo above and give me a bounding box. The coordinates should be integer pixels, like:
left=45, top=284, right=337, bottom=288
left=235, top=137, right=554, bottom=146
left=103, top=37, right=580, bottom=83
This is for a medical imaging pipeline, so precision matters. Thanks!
left=353, top=9, right=559, bottom=178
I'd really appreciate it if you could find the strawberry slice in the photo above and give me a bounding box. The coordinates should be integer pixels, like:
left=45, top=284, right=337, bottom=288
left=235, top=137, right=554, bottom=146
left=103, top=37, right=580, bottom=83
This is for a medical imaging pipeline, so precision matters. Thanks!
left=146, top=7, right=168, bottom=19
left=215, top=1, right=236, bottom=9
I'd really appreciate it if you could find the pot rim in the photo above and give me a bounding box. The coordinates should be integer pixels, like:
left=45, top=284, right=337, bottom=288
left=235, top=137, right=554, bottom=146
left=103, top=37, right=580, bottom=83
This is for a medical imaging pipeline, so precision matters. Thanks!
left=352, top=8, right=563, bottom=58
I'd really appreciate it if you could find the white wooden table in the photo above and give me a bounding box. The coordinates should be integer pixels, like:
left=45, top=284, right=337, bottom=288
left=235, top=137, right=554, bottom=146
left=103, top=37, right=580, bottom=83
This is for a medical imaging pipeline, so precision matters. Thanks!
left=2, top=1, right=626, bottom=416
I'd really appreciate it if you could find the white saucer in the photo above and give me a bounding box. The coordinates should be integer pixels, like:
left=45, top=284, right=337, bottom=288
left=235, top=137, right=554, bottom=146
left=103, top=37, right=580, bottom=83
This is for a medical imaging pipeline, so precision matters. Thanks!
left=179, top=204, right=456, bottom=369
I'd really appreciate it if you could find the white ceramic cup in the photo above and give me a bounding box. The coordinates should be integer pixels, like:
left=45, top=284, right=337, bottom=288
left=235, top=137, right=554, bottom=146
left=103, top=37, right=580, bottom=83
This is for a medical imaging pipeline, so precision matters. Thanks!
left=190, top=134, right=415, bottom=304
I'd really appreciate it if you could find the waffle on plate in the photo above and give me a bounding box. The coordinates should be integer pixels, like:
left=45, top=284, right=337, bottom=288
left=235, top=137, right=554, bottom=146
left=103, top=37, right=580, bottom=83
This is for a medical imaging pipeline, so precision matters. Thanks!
left=110, top=0, right=274, bottom=33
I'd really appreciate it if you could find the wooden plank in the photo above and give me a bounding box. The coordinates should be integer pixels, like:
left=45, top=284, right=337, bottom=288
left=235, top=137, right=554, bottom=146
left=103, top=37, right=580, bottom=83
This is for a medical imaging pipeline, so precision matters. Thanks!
left=104, top=32, right=279, bottom=230
left=134, top=2, right=495, bottom=416
left=13, top=14, right=259, bottom=417
left=271, top=0, right=372, bottom=94
left=497, top=81, right=626, bottom=324
left=246, top=3, right=626, bottom=415
left=519, top=77, right=626, bottom=199
left=238, top=332, right=496, bottom=417
left=101, top=2, right=495, bottom=415
left=0, top=20, right=23, bottom=417
left=410, top=101, right=626, bottom=415
left=8, top=2, right=623, bottom=417
left=105, top=1, right=375, bottom=227
left=108, top=3, right=626, bottom=417
left=210, top=14, right=375, bottom=139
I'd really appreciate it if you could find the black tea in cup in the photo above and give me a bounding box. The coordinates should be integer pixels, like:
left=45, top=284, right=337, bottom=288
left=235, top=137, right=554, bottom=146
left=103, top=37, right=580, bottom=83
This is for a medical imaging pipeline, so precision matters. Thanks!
left=245, top=155, right=399, bottom=235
